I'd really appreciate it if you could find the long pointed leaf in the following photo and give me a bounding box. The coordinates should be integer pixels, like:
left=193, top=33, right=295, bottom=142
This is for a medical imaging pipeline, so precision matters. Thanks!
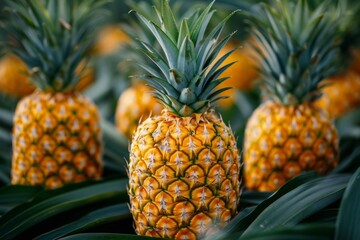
left=35, top=204, right=131, bottom=240
left=0, top=179, right=128, bottom=239
left=335, top=167, right=360, bottom=240
left=242, top=174, right=350, bottom=237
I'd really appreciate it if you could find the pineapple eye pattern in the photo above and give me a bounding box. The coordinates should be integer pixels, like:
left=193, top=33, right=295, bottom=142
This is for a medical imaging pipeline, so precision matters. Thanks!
left=12, top=93, right=103, bottom=189
left=129, top=111, right=241, bottom=239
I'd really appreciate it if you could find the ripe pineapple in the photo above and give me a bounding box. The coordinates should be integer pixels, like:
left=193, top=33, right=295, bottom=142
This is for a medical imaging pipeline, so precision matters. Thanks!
left=313, top=2, right=360, bottom=118
left=244, top=0, right=339, bottom=192
left=7, top=0, right=107, bottom=189
left=314, top=48, right=360, bottom=120
left=0, top=54, right=34, bottom=97
left=128, top=1, right=241, bottom=239
left=115, top=82, right=162, bottom=139
left=315, top=70, right=360, bottom=118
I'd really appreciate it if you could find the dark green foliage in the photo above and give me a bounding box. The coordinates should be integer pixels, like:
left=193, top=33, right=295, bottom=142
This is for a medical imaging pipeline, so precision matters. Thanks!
left=5, top=0, right=109, bottom=91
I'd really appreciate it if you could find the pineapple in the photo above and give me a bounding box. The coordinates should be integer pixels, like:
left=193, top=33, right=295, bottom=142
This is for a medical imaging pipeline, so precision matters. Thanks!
left=315, top=70, right=360, bottom=118
left=6, top=0, right=107, bottom=189
left=115, top=82, right=163, bottom=139
left=313, top=1, right=360, bottom=118
left=314, top=49, right=360, bottom=119
left=127, top=1, right=241, bottom=239
left=244, top=0, right=339, bottom=192
left=0, top=54, right=34, bottom=97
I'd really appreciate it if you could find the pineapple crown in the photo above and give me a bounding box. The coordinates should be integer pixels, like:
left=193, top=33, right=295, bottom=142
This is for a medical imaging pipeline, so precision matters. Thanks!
left=4, top=0, right=109, bottom=92
left=132, top=0, right=237, bottom=117
left=121, top=0, right=191, bottom=85
left=248, top=0, right=340, bottom=105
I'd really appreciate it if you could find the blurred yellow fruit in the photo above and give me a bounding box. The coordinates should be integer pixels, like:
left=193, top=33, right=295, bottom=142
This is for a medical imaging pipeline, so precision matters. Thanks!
left=94, top=25, right=130, bottom=55
left=12, top=92, right=103, bottom=189
left=0, top=55, right=34, bottom=97
left=315, top=70, right=360, bottom=118
left=115, top=83, right=163, bottom=139
left=0, top=55, right=95, bottom=97
left=244, top=101, right=339, bottom=191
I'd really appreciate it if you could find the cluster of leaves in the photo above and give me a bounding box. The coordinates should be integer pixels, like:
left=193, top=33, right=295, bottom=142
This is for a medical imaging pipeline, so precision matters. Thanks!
left=4, top=0, right=110, bottom=92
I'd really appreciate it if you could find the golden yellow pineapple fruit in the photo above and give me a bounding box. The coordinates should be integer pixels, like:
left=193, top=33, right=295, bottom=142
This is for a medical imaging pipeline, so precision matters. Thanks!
left=216, top=40, right=259, bottom=108
left=244, top=102, right=338, bottom=191
left=12, top=92, right=102, bottom=189
left=130, top=110, right=240, bottom=239
left=127, top=1, right=241, bottom=239
left=94, top=25, right=130, bottom=55
left=244, top=0, right=340, bottom=192
left=7, top=0, right=107, bottom=189
left=0, top=55, right=34, bottom=97
left=115, top=83, right=163, bottom=139
left=315, top=70, right=360, bottom=118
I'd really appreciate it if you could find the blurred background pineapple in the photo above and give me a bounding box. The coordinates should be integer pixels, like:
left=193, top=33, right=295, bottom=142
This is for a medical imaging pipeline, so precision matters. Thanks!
left=0, top=55, right=34, bottom=97
left=6, top=0, right=108, bottom=189
left=314, top=1, right=360, bottom=119
left=243, top=0, right=340, bottom=191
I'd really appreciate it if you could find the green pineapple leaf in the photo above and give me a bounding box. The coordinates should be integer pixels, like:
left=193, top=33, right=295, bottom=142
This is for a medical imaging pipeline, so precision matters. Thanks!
left=130, top=0, right=238, bottom=116
left=247, top=0, right=341, bottom=105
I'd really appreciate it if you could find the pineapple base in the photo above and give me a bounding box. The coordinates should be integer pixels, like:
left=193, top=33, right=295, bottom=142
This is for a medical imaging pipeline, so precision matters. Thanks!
left=244, top=101, right=339, bottom=192
left=11, top=91, right=103, bottom=189
left=128, top=110, right=241, bottom=240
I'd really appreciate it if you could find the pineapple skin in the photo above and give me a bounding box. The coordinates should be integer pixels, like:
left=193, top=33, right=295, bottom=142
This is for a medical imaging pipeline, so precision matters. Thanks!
left=315, top=70, right=360, bottom=118
left=115, top=83, right=163, bottom=139
left=0, top=55, right=35, bottom=97
left=244, top=101, right=338, bottom=191
left=12, top=92, right=103, bottom=189
left=128, top=110, right=241, bottom=239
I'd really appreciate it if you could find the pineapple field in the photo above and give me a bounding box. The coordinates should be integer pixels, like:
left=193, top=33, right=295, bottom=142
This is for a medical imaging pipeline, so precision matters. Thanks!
left=0, top=0, right=359, bottom=239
